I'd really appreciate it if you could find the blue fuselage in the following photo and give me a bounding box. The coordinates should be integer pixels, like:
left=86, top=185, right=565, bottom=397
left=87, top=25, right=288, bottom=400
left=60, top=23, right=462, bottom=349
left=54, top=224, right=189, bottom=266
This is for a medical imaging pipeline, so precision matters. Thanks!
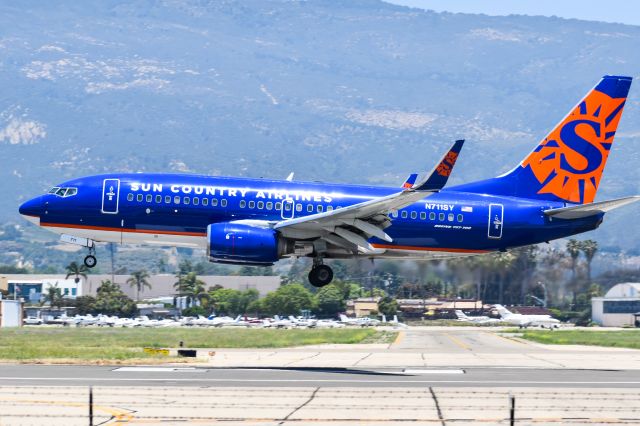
left=20, top=173, right=602, bottom=257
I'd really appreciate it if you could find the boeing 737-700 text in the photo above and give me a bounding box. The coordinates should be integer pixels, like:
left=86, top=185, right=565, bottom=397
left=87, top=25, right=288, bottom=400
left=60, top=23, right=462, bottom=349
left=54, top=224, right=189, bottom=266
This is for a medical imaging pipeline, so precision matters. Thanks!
left=19, top=75, right=638, bottom=287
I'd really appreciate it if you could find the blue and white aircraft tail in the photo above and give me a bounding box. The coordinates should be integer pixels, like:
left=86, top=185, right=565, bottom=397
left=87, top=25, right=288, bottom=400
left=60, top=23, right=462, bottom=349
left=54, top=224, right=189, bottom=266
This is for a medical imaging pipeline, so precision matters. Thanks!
left=19, top=75, right=639, bottom=287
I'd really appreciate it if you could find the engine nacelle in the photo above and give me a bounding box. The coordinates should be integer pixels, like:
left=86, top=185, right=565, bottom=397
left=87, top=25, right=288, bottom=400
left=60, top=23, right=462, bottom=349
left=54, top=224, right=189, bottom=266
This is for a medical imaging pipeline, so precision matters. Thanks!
left=207, top=222, right=286, bottom=265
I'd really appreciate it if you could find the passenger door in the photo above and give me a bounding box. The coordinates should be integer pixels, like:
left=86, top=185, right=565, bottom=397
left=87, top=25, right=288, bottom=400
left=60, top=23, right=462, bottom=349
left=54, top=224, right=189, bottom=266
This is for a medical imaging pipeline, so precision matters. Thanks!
left=487, top=203, right=504, bottom=239
left=281, top=198, right=295, bottom=220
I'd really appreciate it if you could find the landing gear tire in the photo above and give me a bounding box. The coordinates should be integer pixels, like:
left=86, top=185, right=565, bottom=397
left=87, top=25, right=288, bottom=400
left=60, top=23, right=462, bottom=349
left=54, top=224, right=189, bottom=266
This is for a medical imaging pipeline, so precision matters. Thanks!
left=308, top=264, right=333, bottom=287
left=84, top=255, right=97, bottom=268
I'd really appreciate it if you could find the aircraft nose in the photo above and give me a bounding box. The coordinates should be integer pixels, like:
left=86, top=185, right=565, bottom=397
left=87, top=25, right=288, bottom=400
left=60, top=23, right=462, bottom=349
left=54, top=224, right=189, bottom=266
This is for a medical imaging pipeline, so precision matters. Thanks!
left=19, top=196, right=43, bottom=223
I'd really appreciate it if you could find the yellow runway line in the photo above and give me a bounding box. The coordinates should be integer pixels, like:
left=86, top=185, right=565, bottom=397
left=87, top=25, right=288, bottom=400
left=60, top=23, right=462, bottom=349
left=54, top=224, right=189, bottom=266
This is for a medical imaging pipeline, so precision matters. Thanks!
left=391, top=331, right=405, bottom=346
left=485, top=331, right=528, bottom=346
left=444, top=333, right=471, bottom=351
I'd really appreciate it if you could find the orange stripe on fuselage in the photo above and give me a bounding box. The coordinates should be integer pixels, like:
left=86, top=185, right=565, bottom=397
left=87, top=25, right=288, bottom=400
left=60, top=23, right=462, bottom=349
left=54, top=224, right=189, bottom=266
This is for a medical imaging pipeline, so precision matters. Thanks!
left=371, top=243, right=488, bottom=254
left=41, top=222, right=207, bottom=237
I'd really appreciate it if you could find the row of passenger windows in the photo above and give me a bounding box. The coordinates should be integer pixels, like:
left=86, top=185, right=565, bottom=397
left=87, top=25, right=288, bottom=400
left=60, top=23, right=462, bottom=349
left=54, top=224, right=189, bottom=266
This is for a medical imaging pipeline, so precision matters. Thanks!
left=125, top=193, right=463, bottom=222
left=127, top=193, right=228, bottom=207
left=392, top=210, right=464, bottom=223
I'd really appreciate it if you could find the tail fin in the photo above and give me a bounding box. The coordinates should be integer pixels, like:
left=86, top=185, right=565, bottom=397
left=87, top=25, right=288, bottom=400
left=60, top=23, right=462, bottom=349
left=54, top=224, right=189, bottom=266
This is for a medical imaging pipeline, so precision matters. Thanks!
left=454, top=76, right=632, bottom=204
left=494, top=304, right=512, bottom=317
left=454, top=310, right=467, bottom=320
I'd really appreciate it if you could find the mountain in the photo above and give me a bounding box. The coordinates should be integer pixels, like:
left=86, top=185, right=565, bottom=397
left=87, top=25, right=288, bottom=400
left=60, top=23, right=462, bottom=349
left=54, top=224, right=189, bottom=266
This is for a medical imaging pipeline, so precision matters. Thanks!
left=1, top=0, right=640, bottom=251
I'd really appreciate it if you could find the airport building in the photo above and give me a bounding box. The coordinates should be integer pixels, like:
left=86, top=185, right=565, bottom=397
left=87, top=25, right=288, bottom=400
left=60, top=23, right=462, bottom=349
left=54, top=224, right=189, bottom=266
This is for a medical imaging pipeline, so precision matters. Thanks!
left=0, top=274, right=281, bottom=302
left=346, top=297, right=483, bottom=318
left=592, top=283, right=640, bottom=327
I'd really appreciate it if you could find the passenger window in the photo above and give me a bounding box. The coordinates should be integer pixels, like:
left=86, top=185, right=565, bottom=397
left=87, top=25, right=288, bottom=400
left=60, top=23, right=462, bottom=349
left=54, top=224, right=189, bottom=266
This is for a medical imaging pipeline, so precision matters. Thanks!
left=401, top=211, right=408, bottom=219
left=184, top=197, right=190, bottom=205
left=221, top=199, right=227, bottom=207
left=391, top=211, right=398, bottom=218
left=146, top=194, right=152, bottom=202
left=429, top=212, right=436, bottom=220
left=327, top=206, right=333, bottom=212
left=448, top=213, right=454, bottom=221
left=307, top=204, right=313, bottom=213
left=284, top=203, right=292, bottom=211
left=266, top=202, right=273, bottom=210
left=411, top=211, right=417, bottom=219
left=239, top=200, right=246, bottom=208
left=212, top=199, right=218, bottom=206
left=165, top=195, right=171, bottom=204
left=317, top=205, right=323, bottom=213
left=249, top=201, right=255, bottom=209
left=174, top=196, right=180, bottom=204
left=420, top=212, right=426, bottom=220
left=258, top=201, right=264, bottom=209
left=193, top=197, right=199, bottom=206
left=457, top=214, right=463, bottom=222
left=137, top=194, right=143, bottom=202
left=275, top=202, right=282, bottom=210
left=202, top=198, right=209, bottom=206
left=155, top=195, right=162, bottom=203
left=127, top=194, right=134, bottom=201
left=296, top=204, right=302, bottom=212
left=439, top=213, right=445, bottom=221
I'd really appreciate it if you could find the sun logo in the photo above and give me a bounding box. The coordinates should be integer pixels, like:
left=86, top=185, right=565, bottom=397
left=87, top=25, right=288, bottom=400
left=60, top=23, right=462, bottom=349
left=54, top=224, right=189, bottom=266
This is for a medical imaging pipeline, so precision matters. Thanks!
left=521, top=89, right=627, bottom=204
left=436, top=151, right=459, bottom=177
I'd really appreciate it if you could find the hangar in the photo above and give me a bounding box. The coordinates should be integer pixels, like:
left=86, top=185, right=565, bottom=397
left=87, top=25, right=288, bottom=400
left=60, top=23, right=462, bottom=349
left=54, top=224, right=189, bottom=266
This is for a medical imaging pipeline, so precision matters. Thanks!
left=592, top=283, right=640, bottom=327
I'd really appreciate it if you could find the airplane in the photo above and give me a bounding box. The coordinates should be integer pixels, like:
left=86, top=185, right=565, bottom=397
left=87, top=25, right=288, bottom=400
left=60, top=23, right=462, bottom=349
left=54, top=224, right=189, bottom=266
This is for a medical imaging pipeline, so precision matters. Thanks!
left=19, top=75, right=638, bottom=288
left=454, top=310, right=501, bottom=325
left=339, top=314, right=381, bottom=327
left=493, top=304, right=561, bottom=329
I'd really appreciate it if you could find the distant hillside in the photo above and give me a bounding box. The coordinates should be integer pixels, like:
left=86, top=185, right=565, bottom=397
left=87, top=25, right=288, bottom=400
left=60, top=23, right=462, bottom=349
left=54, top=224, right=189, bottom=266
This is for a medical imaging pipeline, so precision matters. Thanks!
left=1, top=0, right=639, bottom=251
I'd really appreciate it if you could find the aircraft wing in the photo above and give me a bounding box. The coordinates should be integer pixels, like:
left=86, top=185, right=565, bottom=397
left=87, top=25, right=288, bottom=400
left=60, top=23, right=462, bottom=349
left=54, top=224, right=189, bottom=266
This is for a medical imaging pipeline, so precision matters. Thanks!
left=274, top=140, right=464, bottom=253
left=544, top=196, right=640, bottom=219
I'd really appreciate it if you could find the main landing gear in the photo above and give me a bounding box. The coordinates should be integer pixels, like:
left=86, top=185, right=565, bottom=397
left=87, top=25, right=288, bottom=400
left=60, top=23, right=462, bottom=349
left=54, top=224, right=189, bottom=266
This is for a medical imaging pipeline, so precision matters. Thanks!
left=308, top=258, right=333, bottom=288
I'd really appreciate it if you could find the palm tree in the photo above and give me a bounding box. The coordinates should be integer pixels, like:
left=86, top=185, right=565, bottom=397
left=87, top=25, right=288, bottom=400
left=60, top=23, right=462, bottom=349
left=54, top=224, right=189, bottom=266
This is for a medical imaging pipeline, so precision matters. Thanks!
left=174, top=272, right=206, bottom=308
left=45, top=284, right=63, bottom=308
left=581, top=240, right=598, bottom=283
left=566, top=239, right=582, bottom=282
left=127, top=270, right=151, bottom=301
left=65, top=261, right=88, bottom=284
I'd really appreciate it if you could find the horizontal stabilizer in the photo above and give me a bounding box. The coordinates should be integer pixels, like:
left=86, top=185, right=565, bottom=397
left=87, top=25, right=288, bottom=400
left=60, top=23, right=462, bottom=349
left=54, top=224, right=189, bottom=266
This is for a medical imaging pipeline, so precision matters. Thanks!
left=544, top=196, right=640, bottom=219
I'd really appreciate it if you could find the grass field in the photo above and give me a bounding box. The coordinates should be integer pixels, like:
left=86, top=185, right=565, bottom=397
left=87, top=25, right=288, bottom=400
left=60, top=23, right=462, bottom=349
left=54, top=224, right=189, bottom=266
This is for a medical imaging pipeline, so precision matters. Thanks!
left=0, top=327, right=394, bottom=362
left=516, top=329, right=640, bottom=350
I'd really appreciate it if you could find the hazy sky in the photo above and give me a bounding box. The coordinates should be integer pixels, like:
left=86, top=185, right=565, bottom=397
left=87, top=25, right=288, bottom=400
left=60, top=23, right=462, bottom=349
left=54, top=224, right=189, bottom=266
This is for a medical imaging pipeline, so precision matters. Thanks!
left=386, top=0, right=640, bottom=26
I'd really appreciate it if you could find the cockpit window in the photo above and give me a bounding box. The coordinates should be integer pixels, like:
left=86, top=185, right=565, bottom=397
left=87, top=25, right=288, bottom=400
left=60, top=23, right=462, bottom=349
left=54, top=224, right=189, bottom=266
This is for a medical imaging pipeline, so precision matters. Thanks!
left=49, top=187, right=78, bottom=198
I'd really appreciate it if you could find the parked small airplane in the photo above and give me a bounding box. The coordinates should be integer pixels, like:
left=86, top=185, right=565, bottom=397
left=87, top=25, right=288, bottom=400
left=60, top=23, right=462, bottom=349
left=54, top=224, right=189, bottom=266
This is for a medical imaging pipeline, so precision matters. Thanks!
left=339, top=314, right=381, bottom=327
left=493, top=305, right=561, bottom=328
left=454, top=310, right=501, bottom=325
left=19, top=76, right=637, bottom=288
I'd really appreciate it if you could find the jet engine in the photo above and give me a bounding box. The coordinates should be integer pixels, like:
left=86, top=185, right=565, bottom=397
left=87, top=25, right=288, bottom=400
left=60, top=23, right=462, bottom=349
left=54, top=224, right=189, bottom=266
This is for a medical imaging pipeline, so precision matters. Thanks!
left=207, top=222, right=291, bottom=265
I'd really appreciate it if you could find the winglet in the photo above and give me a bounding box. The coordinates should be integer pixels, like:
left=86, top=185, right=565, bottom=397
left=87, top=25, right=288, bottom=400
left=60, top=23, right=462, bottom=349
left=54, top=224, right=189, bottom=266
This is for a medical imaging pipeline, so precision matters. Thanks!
left=401, top=173, right=418, bottom=189
left=412, top=139, right=464, bottom=191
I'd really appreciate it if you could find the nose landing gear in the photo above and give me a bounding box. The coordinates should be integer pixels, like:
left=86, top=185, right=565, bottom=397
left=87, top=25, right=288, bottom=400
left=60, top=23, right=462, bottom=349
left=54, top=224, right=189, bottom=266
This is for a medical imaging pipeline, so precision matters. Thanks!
left=83, top=245, right=97, bottom=269
left=308, top=258, right=333, bottom=288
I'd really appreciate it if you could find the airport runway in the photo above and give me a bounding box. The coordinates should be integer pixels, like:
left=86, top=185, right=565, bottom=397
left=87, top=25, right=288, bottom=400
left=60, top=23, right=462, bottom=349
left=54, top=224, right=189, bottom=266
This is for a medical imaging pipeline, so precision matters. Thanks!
left=1, top=364, right=640, bottom=388
left=2, top=328, right=639, bottom=425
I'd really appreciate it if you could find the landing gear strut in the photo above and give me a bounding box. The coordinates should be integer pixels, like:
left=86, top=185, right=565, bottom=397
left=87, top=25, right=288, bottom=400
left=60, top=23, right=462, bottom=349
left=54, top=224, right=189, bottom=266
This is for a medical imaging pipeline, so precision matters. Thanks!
left=84, top=244, right=97, bottom=268
left=308, top=258, right=333, bottom=287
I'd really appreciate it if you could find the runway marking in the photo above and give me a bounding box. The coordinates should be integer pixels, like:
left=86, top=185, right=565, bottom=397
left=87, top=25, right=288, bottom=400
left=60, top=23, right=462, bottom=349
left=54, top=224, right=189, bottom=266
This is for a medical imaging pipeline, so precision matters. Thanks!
left=444, top=333, right=471, bottom=351
left=487, top=331, right=528, bottom=346
left=392, top=331, right=405, bottom=347
left=113, top=367, right=203, bottom=372
left=1, top=377, right=639, bottom=385
left=403, top=369, right=464, bottom=375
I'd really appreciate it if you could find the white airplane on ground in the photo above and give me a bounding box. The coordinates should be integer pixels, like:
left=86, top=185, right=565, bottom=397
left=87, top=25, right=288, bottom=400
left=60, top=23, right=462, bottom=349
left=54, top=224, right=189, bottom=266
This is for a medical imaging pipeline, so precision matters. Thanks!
left=454, top=310, right=501, bottom=325
left=339, top=314, right=381, bottom=327
left=381, top=314, right=408, bottom=328
left=314, top=319, right=345, bottom=328
left=493, top=305, right=561, bottom=328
